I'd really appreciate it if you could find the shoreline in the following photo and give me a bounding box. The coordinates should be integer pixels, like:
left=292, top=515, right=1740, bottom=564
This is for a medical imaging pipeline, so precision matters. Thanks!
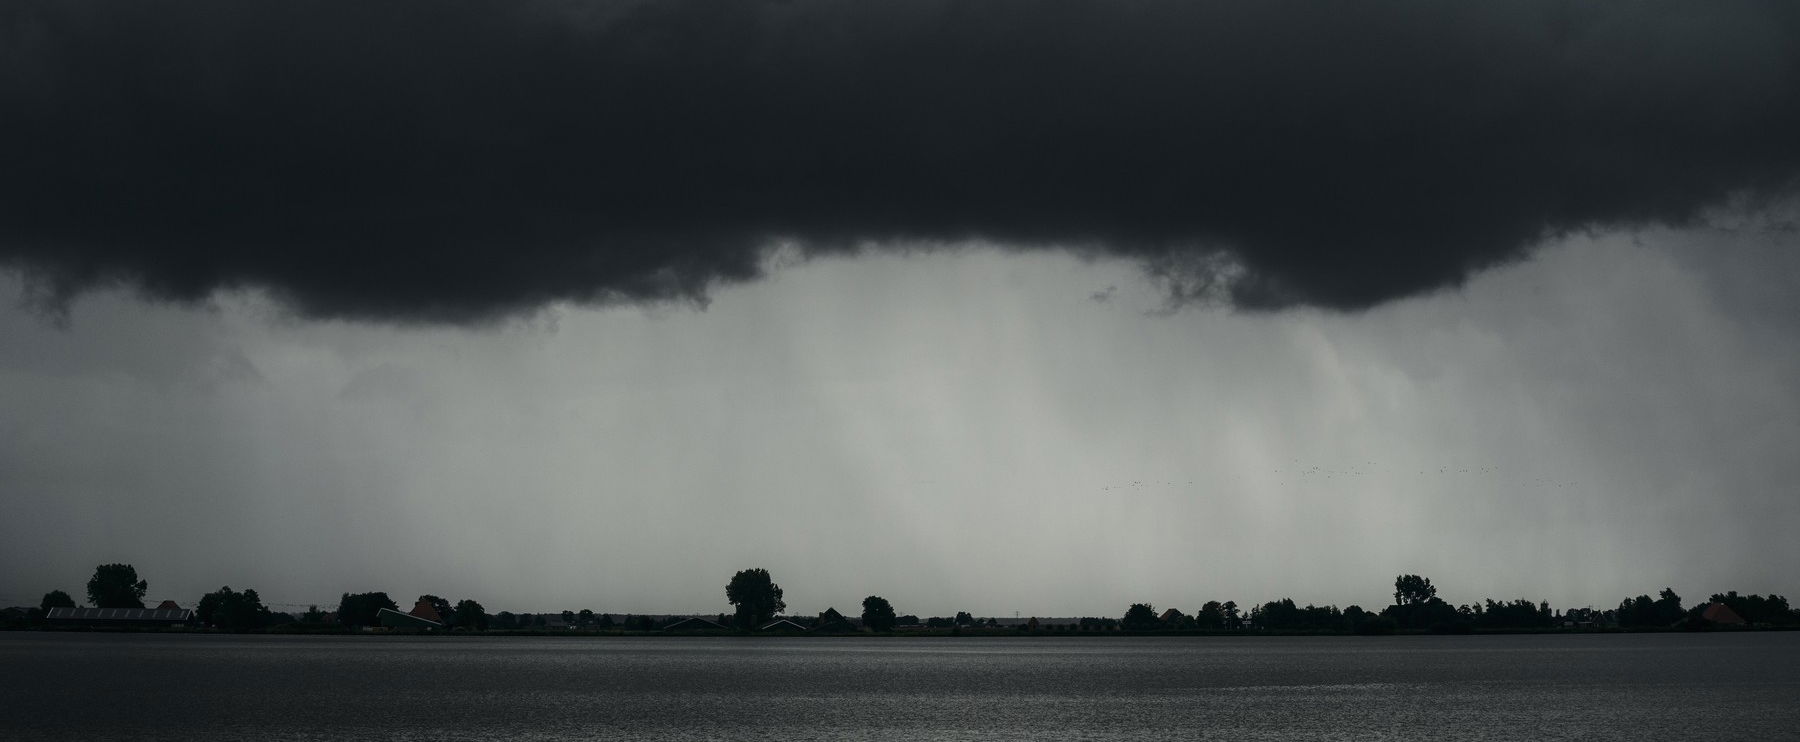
left=8, top=625, right=1795, bottom=638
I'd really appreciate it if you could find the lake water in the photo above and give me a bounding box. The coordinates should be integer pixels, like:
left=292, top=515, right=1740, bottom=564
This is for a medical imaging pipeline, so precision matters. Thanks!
left=3, top=632, right=1797, bottom=740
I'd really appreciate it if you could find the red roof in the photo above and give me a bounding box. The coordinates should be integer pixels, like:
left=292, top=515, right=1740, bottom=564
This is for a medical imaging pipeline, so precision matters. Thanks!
left=409, top=600, right=443, bottom=623
left=1702, top=602, right=1746, bottom=625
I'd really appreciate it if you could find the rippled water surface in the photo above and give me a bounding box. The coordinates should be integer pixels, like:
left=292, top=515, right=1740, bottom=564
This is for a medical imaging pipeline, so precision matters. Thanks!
left=3, top=632, right=1797, bottom=740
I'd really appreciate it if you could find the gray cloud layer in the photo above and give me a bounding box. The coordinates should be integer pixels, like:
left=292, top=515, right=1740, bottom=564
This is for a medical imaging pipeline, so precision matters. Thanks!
left=4, top=0, right=1798, bottom=320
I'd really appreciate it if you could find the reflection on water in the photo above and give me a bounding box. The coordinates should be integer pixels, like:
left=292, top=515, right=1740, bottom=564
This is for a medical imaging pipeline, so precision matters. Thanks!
left=2, top=633, right=1796, bottom=741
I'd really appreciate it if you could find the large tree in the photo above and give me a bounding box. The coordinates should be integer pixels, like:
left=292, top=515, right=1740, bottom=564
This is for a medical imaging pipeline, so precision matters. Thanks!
left=197, top=586, right=271, bottom=631
left=1655, top=588, right=1684, bottom=625
left=1384, top=574, right=1460, bottom=630
left=726, top=568, right=785, bottom=629
left=86, top=563, right=148, bottom=609
left=337, top=592, right=398, bottom=628
left=1618, top=588, right=1685, bottom=628
left=1393, top=574, right=1438, bottom=606
left=454, top=599, right=489, bottom=630
left=1196, top=601, right=1225, bottom=630
left=40, top=590, right=77, bottom=611
left=861, top=595, right=897, bottom=632
left=1122, top=603, right=1160, bottom=631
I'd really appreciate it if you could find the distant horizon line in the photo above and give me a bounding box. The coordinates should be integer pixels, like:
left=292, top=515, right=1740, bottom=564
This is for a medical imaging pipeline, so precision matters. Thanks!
left=15, top=564, right=1792, bottom=623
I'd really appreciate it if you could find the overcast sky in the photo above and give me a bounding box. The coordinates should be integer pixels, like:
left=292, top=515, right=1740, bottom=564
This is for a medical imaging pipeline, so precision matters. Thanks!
left=3, top=0, right=1799, bottom=617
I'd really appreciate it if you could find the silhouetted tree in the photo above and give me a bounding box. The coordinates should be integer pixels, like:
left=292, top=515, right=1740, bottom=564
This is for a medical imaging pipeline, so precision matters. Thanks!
left=560, top=610, right=576, bottom=626
left=897, top=614, right=919, bottom=626
left=197, top=586, right=271, bottom=631
left=1252, top=598, right=1343, bottom=631
left=1476, top=599, right=1553, bottom=629
left=454, top=599, right=488, bottom=630
left=1656, top=588, right=1683, bottom=623
left=1195, top=601, right=1225, bottom=630
left=1351, top=605, right=1397, bottom=634
left=726, top=568, right=786, bottom=629
left=577, top=609, right=595, bottom=626
left=1122, top=603, right=1159, bottom=631
left=862, top=596, right=898, bottom=632
left=1223, top=601, right=1243, bottom=629
left=1383, top=574, right=1461, bottom=630
left=87, top=563, right=148, bottom=609
left=40, top=590, right=76, bottom=611
left=1617, top=594, right=1657, bottom=627
left=954, top=611, right=975, bottom=626
left=1618, top=588, right=1684, bottom=627
left=599, top=613, right=616, bottom=628
left=1393, top=574, right=1437, bottom=606
left=302, top=605, right=325, bottom=623
left=336, top=592, right=398, bottom=628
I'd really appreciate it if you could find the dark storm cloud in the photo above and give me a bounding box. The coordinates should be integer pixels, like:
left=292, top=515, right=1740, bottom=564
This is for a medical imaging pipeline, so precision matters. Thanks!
left=3, top=0, right=1797, bottom=320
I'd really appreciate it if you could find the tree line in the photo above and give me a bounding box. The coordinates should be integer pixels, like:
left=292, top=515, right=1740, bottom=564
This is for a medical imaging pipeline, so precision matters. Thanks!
left=8, top=564, right=1798, bottom=634
left=1116, top=575, right=1799, bottom=634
